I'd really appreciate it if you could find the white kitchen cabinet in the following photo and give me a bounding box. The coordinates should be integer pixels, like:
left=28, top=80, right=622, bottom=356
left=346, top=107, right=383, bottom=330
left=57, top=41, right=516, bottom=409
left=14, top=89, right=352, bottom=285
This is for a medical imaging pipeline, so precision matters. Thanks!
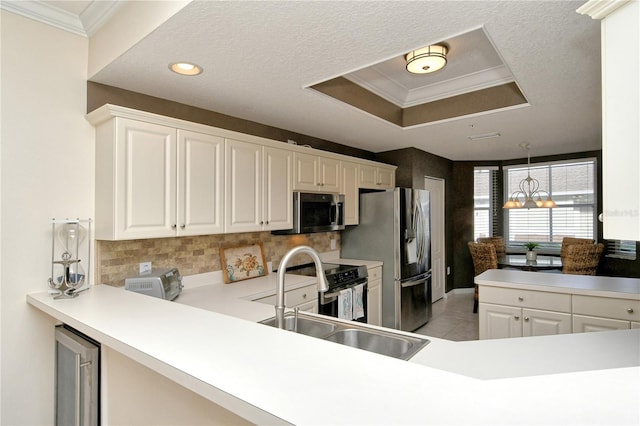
left=225, top=139, right=292, bottom=233
left=359, top=164, right=395, bottom=190
left=253, top=283, right=318, bottom=313
left=578, top=1, right=640, bottom=239
left=293, top=152, right=341, bottom=193
left=263, top=146, right=293, bottom=230
left=88, top=105, right=395, bottom=238
left=93, top=117, right=224, bottom=240
left=479, top=286, right=572, bottom=339
left=178, top=130, right=225, bottom=236
left=572, top=294, right=640, bottom=333
left=479, top=304, right=521, bottom=339
left=367, top=266, right=382, bottom=326
left=479, top=304, right=571, bottom=339
left=341, top=161, right=359, bottom=225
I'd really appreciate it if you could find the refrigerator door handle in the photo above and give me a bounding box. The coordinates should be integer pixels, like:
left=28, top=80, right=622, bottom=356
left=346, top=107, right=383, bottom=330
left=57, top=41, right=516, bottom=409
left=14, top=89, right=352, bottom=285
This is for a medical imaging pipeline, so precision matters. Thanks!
left=400, top=276, right=428, bottom=288
left=415, top=202, right=425, bottom=263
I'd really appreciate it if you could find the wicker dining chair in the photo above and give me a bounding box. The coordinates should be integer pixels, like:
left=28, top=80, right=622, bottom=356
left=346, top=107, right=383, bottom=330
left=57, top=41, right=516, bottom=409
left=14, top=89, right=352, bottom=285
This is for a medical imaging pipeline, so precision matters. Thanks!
left=468, top=242, right=498, bottom=313
left=562, top=243, right=604, bottom=275
left=560, top=237, right=595, bottom=262
left=477, top=236, right=506, bottom=256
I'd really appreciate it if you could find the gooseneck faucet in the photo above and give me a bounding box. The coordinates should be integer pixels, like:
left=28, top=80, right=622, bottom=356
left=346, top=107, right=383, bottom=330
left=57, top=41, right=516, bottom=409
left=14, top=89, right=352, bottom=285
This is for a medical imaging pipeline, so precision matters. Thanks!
left=275, top=246, right=329, bottom=329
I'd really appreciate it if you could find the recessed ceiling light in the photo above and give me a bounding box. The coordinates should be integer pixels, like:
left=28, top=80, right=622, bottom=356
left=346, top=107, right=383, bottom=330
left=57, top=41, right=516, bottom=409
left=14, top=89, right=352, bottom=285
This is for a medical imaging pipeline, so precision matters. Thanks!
left=169, top=62, right=203, bottom=76
left=468, top=132, right=501, bottom=141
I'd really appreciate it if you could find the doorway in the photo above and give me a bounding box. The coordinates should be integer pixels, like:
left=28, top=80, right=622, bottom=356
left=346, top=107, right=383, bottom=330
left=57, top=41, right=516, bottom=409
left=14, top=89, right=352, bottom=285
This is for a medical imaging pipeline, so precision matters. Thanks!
left=425, top=176, right=445, bottom=302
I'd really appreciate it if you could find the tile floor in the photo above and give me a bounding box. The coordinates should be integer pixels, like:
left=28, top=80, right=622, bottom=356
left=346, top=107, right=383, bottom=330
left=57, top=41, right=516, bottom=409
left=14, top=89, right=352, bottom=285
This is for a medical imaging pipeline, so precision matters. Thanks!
left=414, top=291, right=479, bottom=341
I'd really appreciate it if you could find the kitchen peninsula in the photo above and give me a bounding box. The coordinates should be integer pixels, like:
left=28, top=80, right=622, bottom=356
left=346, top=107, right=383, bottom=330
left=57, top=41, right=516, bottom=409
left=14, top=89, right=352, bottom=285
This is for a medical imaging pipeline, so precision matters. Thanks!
left=27, top=268, right=640, bottom=425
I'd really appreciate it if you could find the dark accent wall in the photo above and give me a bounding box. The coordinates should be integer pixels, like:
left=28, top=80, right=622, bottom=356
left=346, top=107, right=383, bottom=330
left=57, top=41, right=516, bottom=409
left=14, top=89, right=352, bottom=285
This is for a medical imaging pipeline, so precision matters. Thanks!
left=87, top=82, right=376, bottom=161
left=451, top=162, right=475, bottom=290
left=374, top=148, right=460, bottom=292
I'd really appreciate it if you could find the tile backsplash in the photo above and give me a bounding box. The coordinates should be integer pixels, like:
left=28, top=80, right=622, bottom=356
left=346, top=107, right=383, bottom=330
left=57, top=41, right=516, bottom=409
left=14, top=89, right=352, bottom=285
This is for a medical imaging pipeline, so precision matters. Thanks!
left=96, top=231, right=340, bottom=286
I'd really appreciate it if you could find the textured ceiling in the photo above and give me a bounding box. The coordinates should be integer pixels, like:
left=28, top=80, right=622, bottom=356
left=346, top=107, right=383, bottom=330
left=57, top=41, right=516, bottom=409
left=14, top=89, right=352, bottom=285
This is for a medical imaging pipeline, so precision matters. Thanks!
left=83, top=1, right=601, bottom=161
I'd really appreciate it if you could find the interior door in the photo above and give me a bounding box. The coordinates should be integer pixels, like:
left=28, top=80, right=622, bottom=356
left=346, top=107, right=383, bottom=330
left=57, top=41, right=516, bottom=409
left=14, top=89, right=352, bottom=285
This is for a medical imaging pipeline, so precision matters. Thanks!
left=425, top=177, right=445, bottom=302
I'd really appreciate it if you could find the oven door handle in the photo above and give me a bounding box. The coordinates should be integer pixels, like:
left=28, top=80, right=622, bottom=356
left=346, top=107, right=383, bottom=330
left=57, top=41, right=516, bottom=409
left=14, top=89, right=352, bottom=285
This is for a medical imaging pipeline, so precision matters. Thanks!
left=323, top=290, right=342, bottom=299
left=322, top=280, right=368, bottom=299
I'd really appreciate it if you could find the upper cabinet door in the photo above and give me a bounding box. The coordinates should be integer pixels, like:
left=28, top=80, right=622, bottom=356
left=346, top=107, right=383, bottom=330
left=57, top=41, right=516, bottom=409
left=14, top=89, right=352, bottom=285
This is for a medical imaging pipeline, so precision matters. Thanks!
left=225, top=139, right=263, bottom=233
left=106, top=118, right=177, bottom=240
left=376, top=167, right=395, bottom=189
left=359, top=164, right=395, bottom=190
left=359, top=164, right=378, bottom=189
left=319, top=156, right=341, bottom=193
left=293, top=152, right=319, bottom=191
left=263, top=146, right=293, bottom=230
left=177, top=130, right=224, bottom=236
left=293, top=152, right=341, bottom=193
left=341, top=161, right=359, bottom=225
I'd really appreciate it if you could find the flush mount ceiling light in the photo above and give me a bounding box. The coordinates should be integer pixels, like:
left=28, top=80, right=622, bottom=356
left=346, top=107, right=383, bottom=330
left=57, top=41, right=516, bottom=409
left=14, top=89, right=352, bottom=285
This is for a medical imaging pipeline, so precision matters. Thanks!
left=169, top=62, right=203, bottom=76
left=503, top=143, right=557, bottom=209
left=405, top=45, right=448, bottom=74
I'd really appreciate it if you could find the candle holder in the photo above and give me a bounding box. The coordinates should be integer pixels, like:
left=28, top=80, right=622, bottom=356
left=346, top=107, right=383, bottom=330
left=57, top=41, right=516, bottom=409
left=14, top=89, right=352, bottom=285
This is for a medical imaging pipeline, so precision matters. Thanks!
left=47, top=218, right=92, bottom=299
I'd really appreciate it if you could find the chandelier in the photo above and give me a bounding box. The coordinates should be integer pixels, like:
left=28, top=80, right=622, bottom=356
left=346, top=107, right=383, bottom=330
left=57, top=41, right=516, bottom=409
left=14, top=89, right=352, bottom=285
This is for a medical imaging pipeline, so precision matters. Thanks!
left=503, top=144, right=557, bottom=209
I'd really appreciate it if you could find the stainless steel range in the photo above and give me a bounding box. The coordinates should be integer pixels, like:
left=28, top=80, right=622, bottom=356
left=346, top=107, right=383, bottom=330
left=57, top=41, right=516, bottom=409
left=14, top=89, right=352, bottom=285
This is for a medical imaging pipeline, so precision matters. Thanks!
left=285, top=263, right=368, bottom=323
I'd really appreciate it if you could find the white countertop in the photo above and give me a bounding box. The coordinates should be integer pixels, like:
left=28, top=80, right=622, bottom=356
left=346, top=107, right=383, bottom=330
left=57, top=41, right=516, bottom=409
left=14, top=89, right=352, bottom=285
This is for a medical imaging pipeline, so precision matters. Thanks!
left=27, top=265, right=640, bottom=425
left=476, top=269, right=640, bottom=299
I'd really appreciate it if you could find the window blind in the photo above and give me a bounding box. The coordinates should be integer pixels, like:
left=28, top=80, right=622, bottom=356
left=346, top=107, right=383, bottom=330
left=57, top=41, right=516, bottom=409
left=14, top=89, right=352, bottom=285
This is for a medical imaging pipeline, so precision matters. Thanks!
left=474, top=167, right=499, bottom=241
left=605, top=240, right=637, bottom=260
left=504, top=159, right=596, bottom=250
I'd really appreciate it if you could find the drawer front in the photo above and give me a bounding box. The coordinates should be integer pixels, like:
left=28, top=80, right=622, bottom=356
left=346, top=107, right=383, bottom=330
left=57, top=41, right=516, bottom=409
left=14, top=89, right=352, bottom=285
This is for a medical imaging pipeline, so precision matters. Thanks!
left=479, top=286, right=571, bottom=313
left=573, top=295, right=640, bottom=321
left=572, top=314, right=631, bottom=333
left=285, top=284, right=318, bottom=306
left=368, top=278, right=382, bottom=290
left=367, top=266, right=382, bottom=281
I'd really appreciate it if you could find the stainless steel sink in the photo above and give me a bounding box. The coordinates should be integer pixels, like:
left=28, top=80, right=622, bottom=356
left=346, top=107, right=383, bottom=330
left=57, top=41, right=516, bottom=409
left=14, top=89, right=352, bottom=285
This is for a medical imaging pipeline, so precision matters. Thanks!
left=259, top=314, right=337, bottom=338
left=323, top=328, right=425, bottom=360
left=259, top=312, right=430, bottom=360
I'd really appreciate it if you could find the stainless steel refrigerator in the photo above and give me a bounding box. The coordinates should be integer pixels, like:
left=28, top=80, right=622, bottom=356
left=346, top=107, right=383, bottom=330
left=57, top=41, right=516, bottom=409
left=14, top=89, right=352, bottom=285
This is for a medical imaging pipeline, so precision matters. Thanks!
left=342, top=188, right=431, bottom=331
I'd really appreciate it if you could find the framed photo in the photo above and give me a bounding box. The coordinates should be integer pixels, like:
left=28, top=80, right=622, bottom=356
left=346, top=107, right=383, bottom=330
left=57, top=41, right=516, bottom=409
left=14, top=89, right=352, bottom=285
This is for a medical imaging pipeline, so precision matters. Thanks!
left=220, top=243, right=268, bottom=283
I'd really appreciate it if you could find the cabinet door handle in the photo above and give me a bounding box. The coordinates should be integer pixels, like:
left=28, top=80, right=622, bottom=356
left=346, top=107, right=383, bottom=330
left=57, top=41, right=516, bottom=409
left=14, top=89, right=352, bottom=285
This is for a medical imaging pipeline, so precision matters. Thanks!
left=518, top=296, right=524, bottom=302
left=302, top=293, right=307, bottom=299
left=180, top=224, right=185, bottom=229
left=172, top=224, right=177, bottom=229
left=260, top=221, right=264, bottom=225
left=627, top=308, right=635, bottom=314
left=514, top=315, right=520, bottom=320
left=524, top=316, right=530, bottom=322
left=266, top=220, right=269, bottom=225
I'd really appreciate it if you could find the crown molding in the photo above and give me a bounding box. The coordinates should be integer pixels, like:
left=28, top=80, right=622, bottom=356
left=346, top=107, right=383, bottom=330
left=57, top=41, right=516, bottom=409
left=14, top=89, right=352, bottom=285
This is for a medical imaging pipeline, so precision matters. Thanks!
left=0, top=1, right=122, bottom=37
left=577, top=0, right=630, bottom=19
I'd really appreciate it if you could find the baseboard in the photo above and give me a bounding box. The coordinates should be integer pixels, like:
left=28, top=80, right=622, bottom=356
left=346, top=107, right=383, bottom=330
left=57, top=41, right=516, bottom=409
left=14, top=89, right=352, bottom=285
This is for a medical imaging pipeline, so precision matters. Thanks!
left=446, top=288, right=474, bottom=296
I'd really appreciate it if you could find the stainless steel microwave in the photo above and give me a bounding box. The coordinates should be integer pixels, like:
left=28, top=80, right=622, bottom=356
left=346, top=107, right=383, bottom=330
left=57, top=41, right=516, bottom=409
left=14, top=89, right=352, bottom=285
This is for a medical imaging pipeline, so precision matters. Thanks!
left=274, top=192, right=345, bottom=234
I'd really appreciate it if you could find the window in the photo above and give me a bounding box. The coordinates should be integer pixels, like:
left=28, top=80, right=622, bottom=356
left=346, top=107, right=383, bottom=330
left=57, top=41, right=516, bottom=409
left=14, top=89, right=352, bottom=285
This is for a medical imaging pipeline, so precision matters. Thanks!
left=606, top=240, right=637, bottom=260
left=504, top=159, right=596, bottom=251
left=474, top=167, right=498, bottom=241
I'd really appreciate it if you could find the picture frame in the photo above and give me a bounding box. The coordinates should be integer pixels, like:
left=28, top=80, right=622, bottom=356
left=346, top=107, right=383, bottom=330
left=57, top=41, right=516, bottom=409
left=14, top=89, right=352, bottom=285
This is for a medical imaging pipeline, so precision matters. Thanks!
left=220, top=243, right=268, bottom=283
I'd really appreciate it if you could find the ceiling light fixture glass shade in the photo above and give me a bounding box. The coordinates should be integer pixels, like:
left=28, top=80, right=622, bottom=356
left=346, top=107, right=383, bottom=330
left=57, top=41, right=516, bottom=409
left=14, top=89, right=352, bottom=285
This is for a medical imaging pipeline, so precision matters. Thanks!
left=503, top=144, right=557, bottom=209
left=169, top=62, right=203, bottom=76
left=405, top=45, right=448, bottom=74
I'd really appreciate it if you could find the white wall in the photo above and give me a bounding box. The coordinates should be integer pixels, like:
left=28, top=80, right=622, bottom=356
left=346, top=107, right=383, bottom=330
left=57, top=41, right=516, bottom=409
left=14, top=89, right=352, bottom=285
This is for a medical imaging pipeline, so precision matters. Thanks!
left=0, top=10, right=94, bottom=425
